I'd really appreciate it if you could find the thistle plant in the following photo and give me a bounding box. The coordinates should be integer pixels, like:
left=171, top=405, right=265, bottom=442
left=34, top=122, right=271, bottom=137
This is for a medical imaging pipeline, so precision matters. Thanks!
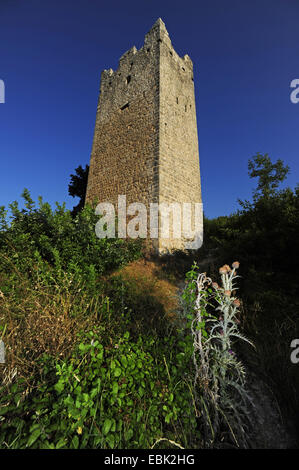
left=183, top=262, right=254, bottom=448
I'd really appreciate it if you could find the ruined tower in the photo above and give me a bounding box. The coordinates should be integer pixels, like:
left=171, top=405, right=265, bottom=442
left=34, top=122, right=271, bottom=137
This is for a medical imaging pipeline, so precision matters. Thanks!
left=85, top=18, right=202, bottom=252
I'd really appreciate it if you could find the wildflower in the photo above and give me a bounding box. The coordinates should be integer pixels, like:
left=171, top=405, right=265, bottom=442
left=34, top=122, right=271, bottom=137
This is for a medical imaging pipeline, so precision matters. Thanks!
left=77, top=426, right=83, bottom=435
left=212, top=282, right=219, bottom=289
left=228, top=349, right=235, bottom=356
left=232, top=261, right=240, bottom=269
left=219, top=264, right=230, bottom=274
left=224, top=290, right=231, bottom=296
left=233, top=299, right=241, bottom=308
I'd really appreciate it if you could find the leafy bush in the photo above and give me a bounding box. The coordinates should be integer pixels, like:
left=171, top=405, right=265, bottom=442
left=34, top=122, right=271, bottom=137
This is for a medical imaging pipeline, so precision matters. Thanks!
left=0, top=191, right=201, bottom=449
left=0, top=329, right=198, bottom=449
left=199, top=155, right=299, bottom=427
left=0, top=190, right=143, bottom=386
left=0, top=189, right=142, bottom=284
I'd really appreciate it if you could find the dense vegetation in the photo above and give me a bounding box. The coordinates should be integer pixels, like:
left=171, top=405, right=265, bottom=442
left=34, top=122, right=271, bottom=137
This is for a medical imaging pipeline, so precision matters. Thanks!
left=201, top=154, right=299, bottom=429
left=0, top=193, right=198, bottom=448
left=0, top=152, right=298, bottom=448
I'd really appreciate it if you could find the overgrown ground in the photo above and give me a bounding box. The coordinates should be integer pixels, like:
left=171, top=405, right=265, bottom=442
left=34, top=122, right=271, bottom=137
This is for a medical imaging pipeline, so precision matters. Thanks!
left=0, top=191, right=256, bottom=449
left=0, top=154, right=298, bottom=449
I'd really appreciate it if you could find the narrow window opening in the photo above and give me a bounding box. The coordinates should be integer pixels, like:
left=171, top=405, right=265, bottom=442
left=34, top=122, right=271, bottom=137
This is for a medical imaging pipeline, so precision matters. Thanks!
left=169, top=51, right=173, bottom=56
left=176, top=97, right=179, bottom=104
left=126, top=75, right=131, bottom=84
left=121, top=102, right=129, bottom=111
left=147, top=47, right=150, bottom=52
left=185, top=105, right=187, bottom=112
left=182, top=67, right=185, bottom=71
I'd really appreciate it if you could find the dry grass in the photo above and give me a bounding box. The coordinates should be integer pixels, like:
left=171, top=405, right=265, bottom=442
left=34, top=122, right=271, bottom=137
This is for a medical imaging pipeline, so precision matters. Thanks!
left=113, top=259, right=180, bottom=320
left=0, top=273, right=99, bottom=385
left=1, top=258, right=181, bottom=386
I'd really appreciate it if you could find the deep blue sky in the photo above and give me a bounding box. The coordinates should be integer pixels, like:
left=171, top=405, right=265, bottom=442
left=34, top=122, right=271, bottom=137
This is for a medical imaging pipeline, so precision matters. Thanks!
left=0, top=0, right=298, bottom=218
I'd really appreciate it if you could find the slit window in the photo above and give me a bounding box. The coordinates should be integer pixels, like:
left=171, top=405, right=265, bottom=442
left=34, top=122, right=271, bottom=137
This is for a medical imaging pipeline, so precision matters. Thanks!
left=126, top=75, right=131, bottom=84
left=121, top=102, right=129, bottom=111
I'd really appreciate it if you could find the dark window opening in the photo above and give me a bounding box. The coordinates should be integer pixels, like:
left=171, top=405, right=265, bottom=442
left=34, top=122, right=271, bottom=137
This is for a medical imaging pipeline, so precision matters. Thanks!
left=182, top=67, right=185, bottom=71
left=185, top=105, right=187, bottom=112
left=126, top=75, right=131, bottom=84
left=147, top=47, right=150, bottom=52
left=169, top=51, right=173, bottom=56
left=121, top=102, right=129, bottom=111
left=176, top=97, right=179, bottom=104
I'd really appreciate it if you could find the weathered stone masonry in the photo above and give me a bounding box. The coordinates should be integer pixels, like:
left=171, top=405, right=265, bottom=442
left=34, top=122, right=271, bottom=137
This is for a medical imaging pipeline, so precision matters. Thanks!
left=85, top=18, right=202, bottom=252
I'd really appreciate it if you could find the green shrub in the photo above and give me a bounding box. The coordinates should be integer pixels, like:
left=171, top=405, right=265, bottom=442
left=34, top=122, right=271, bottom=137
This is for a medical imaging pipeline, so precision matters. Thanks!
left=198, top=156, right=299, bottom=428
left=0, top=189, right=142, bottom=284
left=0, top=329, right=198, bottom=449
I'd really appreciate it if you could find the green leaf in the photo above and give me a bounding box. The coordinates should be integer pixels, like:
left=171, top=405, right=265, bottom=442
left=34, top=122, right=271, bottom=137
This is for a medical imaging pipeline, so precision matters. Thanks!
left=27, top=428, right=41, bottom=447
left=124, top=428, right=133, bottom=441
left=72, top=435, right=79, bottom=449
left=103, top=418, right=112, bottom=435
left=54, top=380, right=65, bottom=394
left=136, top=410, right=143, bottom=422
left=56, top=438, right=67, bottom=449
left=120, top=355, right=128, bottom=368
left=106, top=433, right=115, bottom=448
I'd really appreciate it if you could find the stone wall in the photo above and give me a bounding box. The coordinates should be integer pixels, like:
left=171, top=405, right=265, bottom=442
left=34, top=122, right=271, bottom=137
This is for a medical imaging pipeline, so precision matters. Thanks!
left=85, top=18, right=202, bottom=252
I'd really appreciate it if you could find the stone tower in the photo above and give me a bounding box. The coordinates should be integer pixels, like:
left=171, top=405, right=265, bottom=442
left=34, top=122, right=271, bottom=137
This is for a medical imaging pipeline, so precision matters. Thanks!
left=85, top=18, right=202, bottom=252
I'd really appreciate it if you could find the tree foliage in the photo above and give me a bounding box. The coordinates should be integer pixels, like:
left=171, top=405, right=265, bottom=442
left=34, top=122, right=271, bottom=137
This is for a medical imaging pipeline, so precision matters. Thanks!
left=201, top=154, right=299, bottom=422
left=68, top=164, right=89, bottom=216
